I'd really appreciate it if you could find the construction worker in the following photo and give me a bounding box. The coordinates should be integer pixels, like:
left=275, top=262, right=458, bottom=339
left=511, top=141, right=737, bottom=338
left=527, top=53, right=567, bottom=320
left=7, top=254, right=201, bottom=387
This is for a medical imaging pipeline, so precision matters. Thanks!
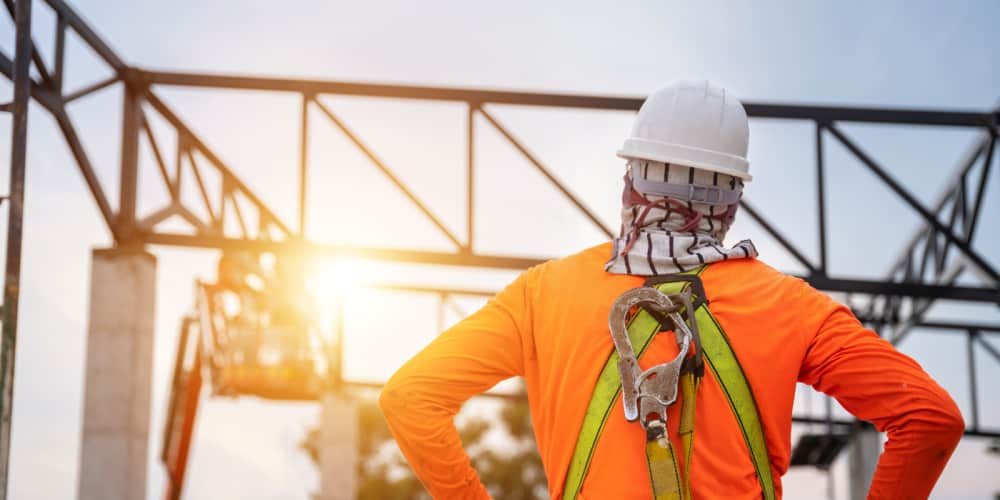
left=380, top=80, right=964, bottom=499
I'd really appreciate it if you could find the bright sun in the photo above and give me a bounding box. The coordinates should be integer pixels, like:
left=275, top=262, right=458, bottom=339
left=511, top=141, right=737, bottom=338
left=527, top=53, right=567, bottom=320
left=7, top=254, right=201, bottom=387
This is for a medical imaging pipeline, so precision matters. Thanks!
left=308, top=258, right=370, bottom=305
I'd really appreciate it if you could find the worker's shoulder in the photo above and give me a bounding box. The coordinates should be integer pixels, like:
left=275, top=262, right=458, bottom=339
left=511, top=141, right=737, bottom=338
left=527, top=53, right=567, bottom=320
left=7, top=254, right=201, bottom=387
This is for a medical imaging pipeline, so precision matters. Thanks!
left=702, top=257, right=819, bottom=298
left=528, top=242, right=614, bottom=279
left=703, top=255, right=783, bottom=278
left=516, top=242, right=632, bottom=295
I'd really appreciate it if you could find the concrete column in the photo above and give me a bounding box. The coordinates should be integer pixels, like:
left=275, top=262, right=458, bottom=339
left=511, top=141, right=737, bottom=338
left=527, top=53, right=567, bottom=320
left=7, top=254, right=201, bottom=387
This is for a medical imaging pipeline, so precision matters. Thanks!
left=78, top=248, right=156, bottom=500
left=319, top=393, right=358, bottom=500
left=848, top=425, right=882, bottom=500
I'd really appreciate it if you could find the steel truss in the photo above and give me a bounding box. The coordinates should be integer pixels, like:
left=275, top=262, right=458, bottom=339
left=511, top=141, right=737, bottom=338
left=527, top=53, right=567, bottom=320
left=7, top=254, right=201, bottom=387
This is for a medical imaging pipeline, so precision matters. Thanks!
left=1, top=0, right=999, bottom=494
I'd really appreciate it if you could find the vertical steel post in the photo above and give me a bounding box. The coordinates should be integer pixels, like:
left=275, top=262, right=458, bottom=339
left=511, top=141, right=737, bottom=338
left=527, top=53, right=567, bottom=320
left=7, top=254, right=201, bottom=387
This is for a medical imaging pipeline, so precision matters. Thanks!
left=967, top=330, right=979, bottom=431
left=333, top=299, right=344, bottom=388
left=815, top=122, right=828, bottom=274
left=466, top=104, right=476, bottom=251
left=965, top=133, right=995, bottom=243
left=299, top=94, right=310, bottom=236
left=824, top=396, right=835, bottom=500
left=436, top=293, right=446, bottom=333
left=53, top=14, right=66, bottom=94
left=0, top=0, right=32, bottom=496
left=118, top=82, right=142, bottom=242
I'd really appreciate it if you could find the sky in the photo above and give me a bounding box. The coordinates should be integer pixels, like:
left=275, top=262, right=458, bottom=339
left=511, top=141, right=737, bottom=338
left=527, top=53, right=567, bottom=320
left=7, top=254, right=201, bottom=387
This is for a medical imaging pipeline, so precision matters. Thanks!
left=1, top=0, right=999, bottom=498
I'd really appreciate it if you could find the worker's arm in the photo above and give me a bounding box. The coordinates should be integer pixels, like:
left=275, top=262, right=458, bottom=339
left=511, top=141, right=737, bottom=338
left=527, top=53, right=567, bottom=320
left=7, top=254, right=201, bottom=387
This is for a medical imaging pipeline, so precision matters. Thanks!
left=798, top=293, right=964, bottom=499
left=379, top=270, right=534, bottom=499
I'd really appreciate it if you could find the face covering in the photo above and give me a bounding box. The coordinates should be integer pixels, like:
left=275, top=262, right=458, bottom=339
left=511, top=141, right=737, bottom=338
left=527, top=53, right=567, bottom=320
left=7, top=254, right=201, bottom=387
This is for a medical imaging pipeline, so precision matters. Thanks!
left=605, top=159, right=758, bottom=276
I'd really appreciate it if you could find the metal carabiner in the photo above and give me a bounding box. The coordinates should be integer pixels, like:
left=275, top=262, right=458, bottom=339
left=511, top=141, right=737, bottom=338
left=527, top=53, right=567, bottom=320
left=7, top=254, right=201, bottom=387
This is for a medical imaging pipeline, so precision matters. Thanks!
left=608, top=287, right=693, bottom=428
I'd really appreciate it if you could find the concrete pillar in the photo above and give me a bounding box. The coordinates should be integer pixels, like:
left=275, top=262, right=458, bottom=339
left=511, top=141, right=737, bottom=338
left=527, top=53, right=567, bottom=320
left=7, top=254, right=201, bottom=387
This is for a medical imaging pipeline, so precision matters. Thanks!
left=78, top=248, right=156, bottom=500
left=319, top=393, right=358, bottom=500
left=848, top=425, right=882, bottom=500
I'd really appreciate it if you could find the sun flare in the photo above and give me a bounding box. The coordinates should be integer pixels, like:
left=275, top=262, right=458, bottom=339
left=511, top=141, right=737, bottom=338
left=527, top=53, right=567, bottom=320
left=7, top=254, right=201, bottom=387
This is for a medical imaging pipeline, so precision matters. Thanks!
left=308, top=258, right=372, bottom=305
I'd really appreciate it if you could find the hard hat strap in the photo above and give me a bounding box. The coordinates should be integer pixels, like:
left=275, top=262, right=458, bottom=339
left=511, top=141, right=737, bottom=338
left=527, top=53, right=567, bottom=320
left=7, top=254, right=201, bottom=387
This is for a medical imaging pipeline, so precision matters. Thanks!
left=630, top=163, right=742, bottom=206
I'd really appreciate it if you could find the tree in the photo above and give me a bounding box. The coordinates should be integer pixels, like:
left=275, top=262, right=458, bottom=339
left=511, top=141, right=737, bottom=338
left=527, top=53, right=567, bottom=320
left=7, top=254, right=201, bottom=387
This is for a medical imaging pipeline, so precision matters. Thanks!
left=301, top=387, right=548, bottom=499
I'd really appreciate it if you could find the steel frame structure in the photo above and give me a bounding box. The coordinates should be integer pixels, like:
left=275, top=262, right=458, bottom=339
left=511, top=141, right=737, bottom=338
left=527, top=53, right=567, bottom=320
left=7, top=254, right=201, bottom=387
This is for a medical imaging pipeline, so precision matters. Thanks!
left=1, top=0, right=999, bottom=496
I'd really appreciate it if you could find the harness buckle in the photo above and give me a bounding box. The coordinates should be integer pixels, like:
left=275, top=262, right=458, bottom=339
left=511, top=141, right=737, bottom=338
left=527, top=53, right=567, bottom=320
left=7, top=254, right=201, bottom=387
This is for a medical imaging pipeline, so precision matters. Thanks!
left=608, top=287, right=695, bottom=430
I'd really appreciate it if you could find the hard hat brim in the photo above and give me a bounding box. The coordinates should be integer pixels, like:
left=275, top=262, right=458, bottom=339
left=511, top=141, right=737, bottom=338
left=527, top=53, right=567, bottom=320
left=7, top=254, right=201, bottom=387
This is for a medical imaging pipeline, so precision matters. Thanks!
left=617, top=138, right=753, bottom=182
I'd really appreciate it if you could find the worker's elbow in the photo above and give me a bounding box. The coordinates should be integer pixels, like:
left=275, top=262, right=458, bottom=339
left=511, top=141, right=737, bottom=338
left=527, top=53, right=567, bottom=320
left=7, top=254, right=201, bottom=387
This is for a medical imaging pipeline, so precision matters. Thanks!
left=933, top=389, right=966, bottom=440
left=939, top=402, right=966, bottom=444
left=378, top=372, right=408, bottom=421
left=908, top=393, right=965, bottom=446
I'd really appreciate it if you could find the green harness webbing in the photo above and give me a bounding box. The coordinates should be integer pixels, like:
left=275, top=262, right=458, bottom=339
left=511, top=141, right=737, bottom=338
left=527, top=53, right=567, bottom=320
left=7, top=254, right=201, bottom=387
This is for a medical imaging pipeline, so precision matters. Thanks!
left=643, top=372, right=699, bottom=500
left=562, top=266, right=776, bottom=500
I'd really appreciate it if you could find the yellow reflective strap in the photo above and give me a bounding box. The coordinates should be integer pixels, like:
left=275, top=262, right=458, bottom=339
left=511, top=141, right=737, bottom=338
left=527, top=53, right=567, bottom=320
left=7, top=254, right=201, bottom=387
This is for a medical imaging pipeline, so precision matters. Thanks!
left=692, top=305, right=776, bottom=500
left=645, top=430, right=683, bottom=500
left=561, top=269, right=701, bottom=500
left=647, top=373, right=699, bottom=500
left=678, top=374, right=698, bottom=500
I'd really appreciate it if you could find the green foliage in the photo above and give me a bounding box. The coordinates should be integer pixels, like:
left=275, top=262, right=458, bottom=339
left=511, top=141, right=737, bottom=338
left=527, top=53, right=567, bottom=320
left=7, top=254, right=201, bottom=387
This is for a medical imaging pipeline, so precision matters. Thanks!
left=301, top=389, right=548, bottom=499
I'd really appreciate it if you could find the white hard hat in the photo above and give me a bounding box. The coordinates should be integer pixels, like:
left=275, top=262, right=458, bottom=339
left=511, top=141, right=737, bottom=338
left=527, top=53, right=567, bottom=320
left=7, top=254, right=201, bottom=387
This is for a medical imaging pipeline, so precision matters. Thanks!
left=618, top=80, right=751, bottom=181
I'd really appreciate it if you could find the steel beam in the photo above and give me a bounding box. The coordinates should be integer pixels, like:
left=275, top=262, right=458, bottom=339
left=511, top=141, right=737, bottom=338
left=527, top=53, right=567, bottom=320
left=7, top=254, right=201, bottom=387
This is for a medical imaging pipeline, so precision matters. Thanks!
left=808, top=275, right=998, bottom=303
left=863, top=131, right=998, bottom=342
left=140, top=70, right=1000, bottom=128
left=966, top=133, right=995, bottom=242
left=299, top=94, right=310, bottom=236
left=41, top=0, right=126, bottom=71
left=478, top=107, right=614, bottom=239
left=142, top=91, right=293, bottom=237
left=365, top=283, right=495, bottom=297
left=143, top=70, right=642, bottom=110
left=118, top=83, right=142, bottom=241
left=849, top=319, right=1000, bottom=334
left=185, top=149, right=216, bottom=226
left=968, top=331, right=980, bottom=431
left=917, top=321, right=1000, bottom=333
left=0, top=2, right=32, bottom=496
left=63, top=75, right=119, bottom=103
left=138, top=231, right=542, bottom=269
left=311, top=97, right=463, bottom=248
left=2, top=0, right=50, bottom=85
left=828, top=125, right=999, bottom=283
left=0, top=51, right=116, bottom=231
left=740, top=199, right=817, bottom=273
left=816, top=124, right=828, bottom=273
left=140, top=112, right=174, bottom=198
left=53, top=13, right=66, bottom=92
left=466, top=105, right=476, bottom=250
left=0, top=1, right=995, bottom=475
left=135, top=231, right=999, bottom=303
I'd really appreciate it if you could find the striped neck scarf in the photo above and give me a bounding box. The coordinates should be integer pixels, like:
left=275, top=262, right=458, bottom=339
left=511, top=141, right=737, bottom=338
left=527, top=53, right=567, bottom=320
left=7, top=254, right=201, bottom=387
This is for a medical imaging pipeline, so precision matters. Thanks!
left=605, top=160, right=758, bottom=276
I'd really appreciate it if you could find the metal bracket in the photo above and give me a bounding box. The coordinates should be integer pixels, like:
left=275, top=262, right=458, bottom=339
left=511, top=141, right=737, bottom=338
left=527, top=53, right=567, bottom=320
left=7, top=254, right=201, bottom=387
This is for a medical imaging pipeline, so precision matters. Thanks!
left=608, top=287, right=695, bottom=428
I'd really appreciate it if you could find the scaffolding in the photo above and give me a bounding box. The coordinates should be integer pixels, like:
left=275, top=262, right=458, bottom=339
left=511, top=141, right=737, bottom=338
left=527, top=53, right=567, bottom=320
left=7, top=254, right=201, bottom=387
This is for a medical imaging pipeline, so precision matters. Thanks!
left=1, top=1, right=998, bottom=498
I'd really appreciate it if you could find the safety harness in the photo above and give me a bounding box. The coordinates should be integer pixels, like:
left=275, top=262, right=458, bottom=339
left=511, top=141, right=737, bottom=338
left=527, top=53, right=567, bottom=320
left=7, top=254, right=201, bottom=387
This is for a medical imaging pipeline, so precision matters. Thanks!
left=562, top=266, right=776, bottom=500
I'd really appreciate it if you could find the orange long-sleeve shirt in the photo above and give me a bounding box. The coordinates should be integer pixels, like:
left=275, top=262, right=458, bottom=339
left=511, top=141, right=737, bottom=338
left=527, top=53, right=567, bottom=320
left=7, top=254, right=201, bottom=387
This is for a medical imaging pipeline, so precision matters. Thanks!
left=380, top=243, right=964, bottom=499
